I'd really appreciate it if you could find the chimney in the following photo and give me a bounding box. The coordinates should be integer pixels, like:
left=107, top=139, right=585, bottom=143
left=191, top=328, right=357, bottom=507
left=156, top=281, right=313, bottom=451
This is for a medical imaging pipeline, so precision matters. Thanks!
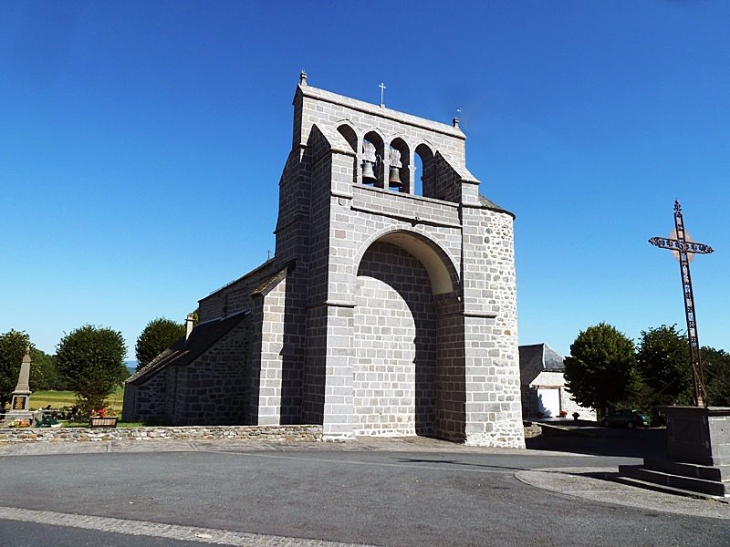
left=185, top=314, right=195, bottom=343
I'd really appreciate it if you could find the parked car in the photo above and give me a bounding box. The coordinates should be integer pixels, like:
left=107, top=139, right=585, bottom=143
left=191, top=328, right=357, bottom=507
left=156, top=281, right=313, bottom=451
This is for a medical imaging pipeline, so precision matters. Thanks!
left=601, top=409, right=652, bottom=429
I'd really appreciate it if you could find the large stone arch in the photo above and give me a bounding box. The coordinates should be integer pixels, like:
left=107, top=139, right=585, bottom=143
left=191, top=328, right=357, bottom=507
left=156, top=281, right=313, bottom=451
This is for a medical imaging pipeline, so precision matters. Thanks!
left=354, top=229, right=460, bottom=296
left=352, top=230, right=463, bottom=438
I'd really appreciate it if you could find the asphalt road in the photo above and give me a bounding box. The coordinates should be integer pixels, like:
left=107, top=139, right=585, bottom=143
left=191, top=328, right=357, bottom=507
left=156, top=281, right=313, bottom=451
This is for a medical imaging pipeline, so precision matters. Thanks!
left=0, top=430, right=728, bottom=547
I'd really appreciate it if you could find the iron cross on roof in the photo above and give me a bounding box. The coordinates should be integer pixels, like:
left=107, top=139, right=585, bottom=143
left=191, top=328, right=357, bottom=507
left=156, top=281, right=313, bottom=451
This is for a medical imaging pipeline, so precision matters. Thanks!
left=649, top=200, right=714, bottom=407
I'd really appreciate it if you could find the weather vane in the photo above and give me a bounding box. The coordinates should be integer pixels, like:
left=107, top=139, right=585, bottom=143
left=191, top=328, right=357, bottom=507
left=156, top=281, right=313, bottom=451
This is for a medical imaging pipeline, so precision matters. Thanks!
left=649, top=200, right=714, bottom=407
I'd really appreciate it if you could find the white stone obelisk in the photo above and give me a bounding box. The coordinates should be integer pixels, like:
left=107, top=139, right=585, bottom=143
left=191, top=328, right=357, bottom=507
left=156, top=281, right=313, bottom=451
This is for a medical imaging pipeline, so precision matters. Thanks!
left=5, top=348, right=33, bottom=423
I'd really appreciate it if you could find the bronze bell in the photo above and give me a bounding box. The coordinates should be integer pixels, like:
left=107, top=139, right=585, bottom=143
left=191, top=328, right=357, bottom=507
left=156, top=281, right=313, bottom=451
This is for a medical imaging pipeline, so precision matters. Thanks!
left=388, top=165, right=402, bottom=189
left=362, top=160, right=376, bottom=183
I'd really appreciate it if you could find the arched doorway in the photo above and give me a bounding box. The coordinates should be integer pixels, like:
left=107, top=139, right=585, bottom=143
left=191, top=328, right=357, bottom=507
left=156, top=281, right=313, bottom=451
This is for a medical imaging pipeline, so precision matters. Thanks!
left=352, top=232, right=459, bottom=437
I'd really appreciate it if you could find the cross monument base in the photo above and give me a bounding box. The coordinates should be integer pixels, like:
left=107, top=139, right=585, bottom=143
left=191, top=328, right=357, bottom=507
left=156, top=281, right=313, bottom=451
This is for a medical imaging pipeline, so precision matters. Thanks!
left=619, top=406, right=730, bottom=497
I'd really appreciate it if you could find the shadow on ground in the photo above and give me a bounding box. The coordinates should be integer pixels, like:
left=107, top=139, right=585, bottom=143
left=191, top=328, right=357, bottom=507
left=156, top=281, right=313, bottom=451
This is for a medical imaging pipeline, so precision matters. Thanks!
left=526, top=424, right=667, bottom=459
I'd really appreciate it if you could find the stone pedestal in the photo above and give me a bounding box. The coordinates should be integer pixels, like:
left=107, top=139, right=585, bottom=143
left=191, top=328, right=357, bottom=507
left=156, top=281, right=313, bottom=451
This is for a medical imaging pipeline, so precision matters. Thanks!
left=665, top=406, right=730, bottom=466
left=619, top=406, right=730, bottom=497
left=3, top=350, right=33, bottom=424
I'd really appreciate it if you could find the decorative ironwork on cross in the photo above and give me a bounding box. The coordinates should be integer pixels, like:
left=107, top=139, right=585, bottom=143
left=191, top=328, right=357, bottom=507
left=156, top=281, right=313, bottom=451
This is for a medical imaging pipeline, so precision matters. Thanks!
left=649, top=200, right=714, bottom=407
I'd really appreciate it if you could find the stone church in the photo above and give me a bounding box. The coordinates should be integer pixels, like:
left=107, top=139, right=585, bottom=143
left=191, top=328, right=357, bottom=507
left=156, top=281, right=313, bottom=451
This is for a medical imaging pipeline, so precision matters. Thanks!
left=124, top=74, right=524, bottom=447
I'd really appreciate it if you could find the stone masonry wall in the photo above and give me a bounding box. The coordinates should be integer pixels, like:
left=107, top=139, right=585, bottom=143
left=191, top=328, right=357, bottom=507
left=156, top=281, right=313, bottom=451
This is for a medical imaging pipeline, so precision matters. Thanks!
left=122, top=367, right=169, bottom=423
left=349, top=187, right=463, bottom=282
left=255, top=275, right=288, bottom=425
left=174, top=320, right=249, bottom=425
left=353, top=242, right=437, bottom=436
left=460, top=206, right=523, bottom=448
left=272, top=137, right=312, bottom=426
left=0, top=425, right=323, bottom=445
left=435, top=294, right=466, bottom=442
left=198, top=261, right=278, bottom=322
left=301, top=131, right=337, bottom=428
left=302, top=304, right=328, bottom=425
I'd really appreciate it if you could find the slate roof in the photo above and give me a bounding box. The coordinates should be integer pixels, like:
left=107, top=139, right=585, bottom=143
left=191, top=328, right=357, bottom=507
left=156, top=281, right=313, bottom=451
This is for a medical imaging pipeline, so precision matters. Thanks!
left=126, top=310, right=250, bottom=385
left=479, top=194, right=514, bottom=218
left=519, top=343, right=565, bottom=384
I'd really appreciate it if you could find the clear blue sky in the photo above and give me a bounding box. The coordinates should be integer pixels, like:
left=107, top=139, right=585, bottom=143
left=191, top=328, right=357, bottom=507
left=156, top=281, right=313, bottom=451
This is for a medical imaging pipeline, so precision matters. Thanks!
left=2, top=1, right=728, bottom=359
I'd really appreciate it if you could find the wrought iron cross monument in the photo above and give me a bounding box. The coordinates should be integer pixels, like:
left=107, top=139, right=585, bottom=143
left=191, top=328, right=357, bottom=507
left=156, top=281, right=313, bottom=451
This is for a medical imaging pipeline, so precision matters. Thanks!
left=649, top=200, right=714, bottom=407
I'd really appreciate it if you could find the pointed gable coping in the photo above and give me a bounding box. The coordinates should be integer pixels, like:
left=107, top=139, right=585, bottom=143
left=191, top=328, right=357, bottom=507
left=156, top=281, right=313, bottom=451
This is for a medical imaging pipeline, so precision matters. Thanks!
left=309, top=123, right=355, bottom=157
left=251, top=267, right=288, bottom=298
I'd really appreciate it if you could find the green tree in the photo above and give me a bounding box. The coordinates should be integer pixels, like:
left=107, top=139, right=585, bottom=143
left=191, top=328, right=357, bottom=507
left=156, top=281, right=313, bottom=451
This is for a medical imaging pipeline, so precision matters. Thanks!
left=703, top=347, right=730, bottom=406
left=0, top=330, right=32, bottom=409
left=635, top=325, right=693, bottom=407
left=56, top=325, right=127, bottom=415
left=564, top=323, right=638, bottom=418
left=30, top=348, right=62, bottom=391
left=135, top=318, right=185, bottom=371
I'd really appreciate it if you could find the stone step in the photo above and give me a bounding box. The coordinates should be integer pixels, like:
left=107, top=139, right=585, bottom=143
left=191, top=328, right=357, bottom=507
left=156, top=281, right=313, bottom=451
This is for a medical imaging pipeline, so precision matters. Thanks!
left=644, top=456, right=730, bottom=482
left=619, top=464, right=728, bottom=497
left=613, top=471, right=725, bottom=500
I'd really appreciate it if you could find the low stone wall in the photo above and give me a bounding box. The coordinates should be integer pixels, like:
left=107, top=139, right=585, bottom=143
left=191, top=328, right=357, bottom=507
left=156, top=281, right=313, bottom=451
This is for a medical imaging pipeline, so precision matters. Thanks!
left=0, top=425, right=323, bottom=445
left=523, top=422, right=542, bottom=439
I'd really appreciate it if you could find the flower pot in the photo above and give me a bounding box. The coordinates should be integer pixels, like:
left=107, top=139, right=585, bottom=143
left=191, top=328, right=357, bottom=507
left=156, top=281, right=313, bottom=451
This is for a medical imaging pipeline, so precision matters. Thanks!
left=89, top=417, right=117, bottom=428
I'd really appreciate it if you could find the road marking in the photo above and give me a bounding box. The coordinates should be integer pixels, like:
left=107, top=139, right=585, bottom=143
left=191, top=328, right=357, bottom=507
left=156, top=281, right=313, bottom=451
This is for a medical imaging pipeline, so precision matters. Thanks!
left=0, top=506, right=381, bottom=546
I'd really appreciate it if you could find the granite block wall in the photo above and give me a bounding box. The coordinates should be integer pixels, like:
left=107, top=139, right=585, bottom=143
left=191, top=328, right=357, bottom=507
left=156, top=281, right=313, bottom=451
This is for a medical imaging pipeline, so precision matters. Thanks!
left=173, top=320, right=249, bottom=425
left=353, top=242, right=437, bottom=436
left=123, top=367, right=169, bottom=423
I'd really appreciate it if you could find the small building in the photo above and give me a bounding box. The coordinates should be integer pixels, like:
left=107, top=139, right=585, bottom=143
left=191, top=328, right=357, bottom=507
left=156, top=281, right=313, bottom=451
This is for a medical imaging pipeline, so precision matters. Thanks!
left=519, top=343, right=596, bottom=420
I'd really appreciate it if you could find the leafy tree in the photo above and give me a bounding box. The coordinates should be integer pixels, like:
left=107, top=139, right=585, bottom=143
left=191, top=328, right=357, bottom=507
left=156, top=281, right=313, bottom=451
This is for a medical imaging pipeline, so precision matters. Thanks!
left=30, top=348, right=62, bottom=391
left=564, top=323, right=638, bottom=418
left=635, top=325, right=693, bottom=407
left=56, top=325, right=127, bottom=414
left=118, top=364, right=131, bottom=384
left=703, top=347, right=730, bottom=406
left=0, top=330, right=32, bottom=409
left=135, top=318, right=185, bottom=371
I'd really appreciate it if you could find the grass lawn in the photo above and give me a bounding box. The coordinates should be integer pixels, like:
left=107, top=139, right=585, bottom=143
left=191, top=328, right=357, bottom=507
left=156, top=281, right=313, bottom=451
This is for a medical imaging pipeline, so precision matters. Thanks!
left=5, top=387, right=151, bottom=427
left=30, top=386, right=124, bottom=415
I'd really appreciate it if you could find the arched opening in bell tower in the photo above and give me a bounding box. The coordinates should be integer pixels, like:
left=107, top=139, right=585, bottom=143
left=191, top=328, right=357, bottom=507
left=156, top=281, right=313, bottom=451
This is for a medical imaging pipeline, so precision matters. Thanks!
left=388, top=137, right=410, bottom=193
left=361, top=131, right=385, bottom=188
left=415, top=143, right=437, bottom=199
left=337, top=123, right=358, bottom=184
